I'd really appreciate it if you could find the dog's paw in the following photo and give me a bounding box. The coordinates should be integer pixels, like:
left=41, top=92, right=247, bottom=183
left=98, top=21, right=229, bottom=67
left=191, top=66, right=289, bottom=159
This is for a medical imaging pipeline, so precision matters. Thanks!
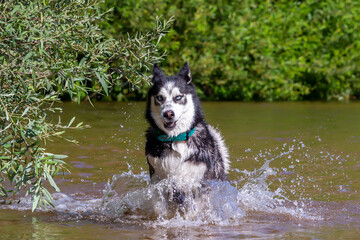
left=172, top=190, right=186, bottom=205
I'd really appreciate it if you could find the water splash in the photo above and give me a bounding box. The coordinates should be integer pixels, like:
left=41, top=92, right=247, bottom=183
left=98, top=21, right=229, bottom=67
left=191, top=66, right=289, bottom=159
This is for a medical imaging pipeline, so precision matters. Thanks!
left=99, top=140, right=323, bottom=226
left=101, top=176, right=244, bottom=226
left=2, top=138, right=357, bottom=227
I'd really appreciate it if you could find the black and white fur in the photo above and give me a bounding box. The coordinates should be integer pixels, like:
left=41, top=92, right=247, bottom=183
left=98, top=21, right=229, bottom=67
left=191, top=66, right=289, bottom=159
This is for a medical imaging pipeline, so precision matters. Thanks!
left=145, top=62, right=230, bottom=189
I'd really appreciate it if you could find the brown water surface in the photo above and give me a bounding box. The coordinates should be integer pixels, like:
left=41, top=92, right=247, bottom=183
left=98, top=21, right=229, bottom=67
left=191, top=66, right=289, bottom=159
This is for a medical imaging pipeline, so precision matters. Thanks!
left=1, top=102, right=360, bottom=239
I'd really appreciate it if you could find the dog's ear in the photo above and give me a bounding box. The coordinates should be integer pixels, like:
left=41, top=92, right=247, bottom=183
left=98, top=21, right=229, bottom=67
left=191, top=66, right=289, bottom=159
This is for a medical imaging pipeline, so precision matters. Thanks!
left=178, top=61, right=192, bottom=84
left=152, top=63, right=163, bottom=82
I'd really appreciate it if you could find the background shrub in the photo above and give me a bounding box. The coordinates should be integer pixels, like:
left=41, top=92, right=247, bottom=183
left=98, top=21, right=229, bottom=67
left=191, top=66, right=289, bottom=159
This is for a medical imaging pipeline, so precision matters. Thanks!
left=101, top=0, right=360, bottom=101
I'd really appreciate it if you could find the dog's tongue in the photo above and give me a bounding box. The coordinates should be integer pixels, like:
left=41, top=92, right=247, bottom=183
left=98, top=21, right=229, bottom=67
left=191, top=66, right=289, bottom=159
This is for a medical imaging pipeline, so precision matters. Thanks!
left=165, top=122, right=175, bottom=128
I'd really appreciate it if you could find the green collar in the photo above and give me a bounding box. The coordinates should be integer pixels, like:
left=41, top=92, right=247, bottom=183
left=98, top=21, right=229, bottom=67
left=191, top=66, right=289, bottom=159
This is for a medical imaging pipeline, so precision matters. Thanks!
left=157, top=127, right=196, bottom=142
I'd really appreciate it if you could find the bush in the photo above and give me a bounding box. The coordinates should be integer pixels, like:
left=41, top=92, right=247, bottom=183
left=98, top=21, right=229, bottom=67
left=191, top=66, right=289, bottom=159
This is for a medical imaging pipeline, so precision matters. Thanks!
left=101, top=0, right=360, bottom=101
left=0, top=0, right=172, bottom=210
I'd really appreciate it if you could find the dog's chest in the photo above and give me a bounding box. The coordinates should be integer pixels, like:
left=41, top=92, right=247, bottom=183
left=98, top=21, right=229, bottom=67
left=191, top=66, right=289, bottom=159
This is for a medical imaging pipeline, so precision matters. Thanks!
left=148, top=141, right=206, bottom=182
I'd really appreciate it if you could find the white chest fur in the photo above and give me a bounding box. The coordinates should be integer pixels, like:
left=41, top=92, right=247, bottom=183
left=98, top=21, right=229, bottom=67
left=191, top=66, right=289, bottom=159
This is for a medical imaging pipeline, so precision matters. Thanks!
left=147, top=141, right=207, bottom=184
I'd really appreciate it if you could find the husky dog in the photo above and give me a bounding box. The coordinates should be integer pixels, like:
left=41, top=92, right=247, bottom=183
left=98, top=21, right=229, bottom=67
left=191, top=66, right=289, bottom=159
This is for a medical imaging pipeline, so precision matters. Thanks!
left=145, top=62, right=230, bottom=194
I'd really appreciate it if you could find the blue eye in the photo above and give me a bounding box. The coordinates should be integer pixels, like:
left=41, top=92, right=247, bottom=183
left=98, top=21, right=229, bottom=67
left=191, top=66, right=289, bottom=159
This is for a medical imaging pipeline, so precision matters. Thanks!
left=175, top=95, right=183, bottom=101
left=156, top=95, right=164, bottom=102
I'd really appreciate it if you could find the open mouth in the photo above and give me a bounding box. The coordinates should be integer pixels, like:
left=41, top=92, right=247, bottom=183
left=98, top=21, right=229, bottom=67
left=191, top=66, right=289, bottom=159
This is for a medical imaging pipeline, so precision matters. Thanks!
left=164, top=121, right=176, bottom=129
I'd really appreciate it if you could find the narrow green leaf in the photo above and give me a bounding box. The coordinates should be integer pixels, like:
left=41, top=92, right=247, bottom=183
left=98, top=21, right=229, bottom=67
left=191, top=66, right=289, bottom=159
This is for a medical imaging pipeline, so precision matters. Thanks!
left=41, top=188, right=54, bottom=203
left=79, top=57, right=87, bottom=66
left=52, top=154, right=68, bottom=159
left=53, top=131, right=65, bottom=136
left=23, top=52, right=33, bottom=61
left=21, top=106, right=30, bottom=117
left=19, top=125, right=26, bottom=140
left=32, top=195, right=40, bottom=212
left=67, top=116, right=75, bottom=127
left=45, top=171, right=60, bottom=192
left=95, top=72, right=108, bottom=95
left=1, top=135, right=12, bottom=144
left=38, top=155, right=54, bottom=161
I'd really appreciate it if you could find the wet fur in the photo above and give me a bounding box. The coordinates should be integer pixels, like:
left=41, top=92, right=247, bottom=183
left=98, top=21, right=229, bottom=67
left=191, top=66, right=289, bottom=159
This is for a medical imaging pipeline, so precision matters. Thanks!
left=145, top=62, right=230, bottom=190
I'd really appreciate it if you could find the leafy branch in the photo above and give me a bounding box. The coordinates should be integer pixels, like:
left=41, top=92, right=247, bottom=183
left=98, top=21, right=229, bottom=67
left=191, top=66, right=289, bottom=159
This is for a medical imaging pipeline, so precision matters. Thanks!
left=0, top=0, right=173, bottom=211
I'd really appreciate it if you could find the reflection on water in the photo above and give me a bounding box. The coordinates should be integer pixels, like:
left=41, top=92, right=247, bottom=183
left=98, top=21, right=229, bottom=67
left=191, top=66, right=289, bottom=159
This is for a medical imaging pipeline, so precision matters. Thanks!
left=1, top=102, right=360, bottom=239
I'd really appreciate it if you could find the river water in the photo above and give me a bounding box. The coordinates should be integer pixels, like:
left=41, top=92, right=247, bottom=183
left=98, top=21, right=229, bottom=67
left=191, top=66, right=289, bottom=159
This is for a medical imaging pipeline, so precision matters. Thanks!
left=1, top=102, right=359, bottom=239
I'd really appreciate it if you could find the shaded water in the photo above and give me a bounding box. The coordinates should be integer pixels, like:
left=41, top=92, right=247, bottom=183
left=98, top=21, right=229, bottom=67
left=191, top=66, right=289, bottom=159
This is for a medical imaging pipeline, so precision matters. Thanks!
left=1, top=102, right=360, bottom=239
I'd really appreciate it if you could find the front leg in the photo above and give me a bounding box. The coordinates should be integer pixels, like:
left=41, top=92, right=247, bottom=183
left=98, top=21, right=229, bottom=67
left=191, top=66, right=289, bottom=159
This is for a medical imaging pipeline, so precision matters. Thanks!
left=147, top=158, right=155, bottom=177
left=146, top=159, right=159, bottom=184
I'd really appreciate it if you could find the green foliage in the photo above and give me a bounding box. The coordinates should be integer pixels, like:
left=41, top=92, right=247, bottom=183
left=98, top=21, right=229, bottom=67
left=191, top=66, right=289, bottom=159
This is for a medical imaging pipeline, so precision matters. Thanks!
left=0, top=0, right=172, bottom=210
left=101, top=0, right=360, bottom=101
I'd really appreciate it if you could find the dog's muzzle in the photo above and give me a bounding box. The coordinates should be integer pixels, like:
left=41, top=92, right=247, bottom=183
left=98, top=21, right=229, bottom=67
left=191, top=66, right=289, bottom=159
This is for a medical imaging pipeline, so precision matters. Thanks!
left=163, top=110, right=177, bottom=129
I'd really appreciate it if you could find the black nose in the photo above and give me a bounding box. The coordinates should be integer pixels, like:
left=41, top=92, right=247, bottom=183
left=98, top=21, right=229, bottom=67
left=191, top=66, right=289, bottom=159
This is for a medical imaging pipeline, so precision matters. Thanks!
left=163, top=110, right=175, bottom=120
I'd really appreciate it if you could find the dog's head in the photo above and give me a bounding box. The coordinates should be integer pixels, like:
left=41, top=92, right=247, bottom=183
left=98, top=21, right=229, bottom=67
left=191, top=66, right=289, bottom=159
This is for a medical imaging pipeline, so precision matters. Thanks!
left=146, top=62, right=203, bottom=136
